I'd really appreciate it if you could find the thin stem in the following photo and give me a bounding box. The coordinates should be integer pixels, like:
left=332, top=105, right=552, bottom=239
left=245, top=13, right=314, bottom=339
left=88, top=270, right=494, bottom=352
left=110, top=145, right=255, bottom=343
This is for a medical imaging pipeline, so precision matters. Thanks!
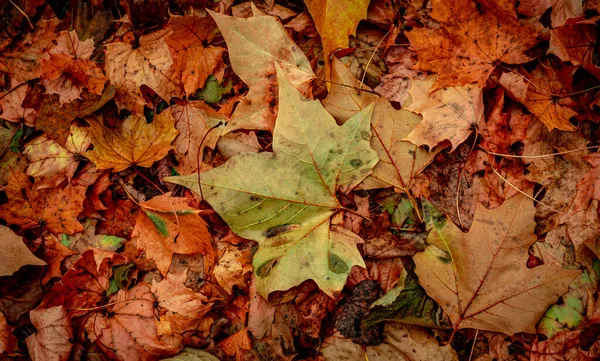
left=8, top=0, right=34, bottom=29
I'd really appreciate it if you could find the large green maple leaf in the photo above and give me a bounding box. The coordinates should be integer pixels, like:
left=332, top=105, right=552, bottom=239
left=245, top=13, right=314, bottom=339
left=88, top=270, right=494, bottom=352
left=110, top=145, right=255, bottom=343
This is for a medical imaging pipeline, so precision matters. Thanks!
left=166, top=65, right=377, bottom=298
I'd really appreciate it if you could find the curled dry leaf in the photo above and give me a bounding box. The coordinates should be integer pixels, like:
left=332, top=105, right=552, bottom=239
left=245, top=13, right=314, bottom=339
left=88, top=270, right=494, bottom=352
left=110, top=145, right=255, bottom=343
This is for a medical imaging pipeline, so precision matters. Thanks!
left=208, top=10, right=314, bottom=133
left=0, top=171, right=86, bottom=235
left=406, top=0, right=542, bottom=90
left=166, top=12, right=226, bottom=95
left=323, top=59, right=438, bottom=191
left=415, top=192, right=581, bottom=334
left=40, top=30, right=107, bottom=104
left=0, top=224, right=46, bottom=277
left=105, top=29, right=182, bottom=114
left=24, top=123, right=91, bottom=189
left=132, top=193, right=214, bottom=276
left=518, top=0, right=584, bottom=27
left=26, top=306, right=73, bottom=361
left=85, top=283, right=181, bottom=361
left=85, top=111, right=178, bottom=172
left=167, top=65, right=377, bottom=298
left=404, top=75, right=484, bottom=151
left=303, top=0, right=370, bottom=83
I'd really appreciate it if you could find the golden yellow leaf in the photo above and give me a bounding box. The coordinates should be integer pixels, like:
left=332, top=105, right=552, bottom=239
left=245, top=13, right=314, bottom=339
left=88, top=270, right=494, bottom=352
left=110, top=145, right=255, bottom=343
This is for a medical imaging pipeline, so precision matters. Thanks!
left=85, top=111, right=178, bottom=172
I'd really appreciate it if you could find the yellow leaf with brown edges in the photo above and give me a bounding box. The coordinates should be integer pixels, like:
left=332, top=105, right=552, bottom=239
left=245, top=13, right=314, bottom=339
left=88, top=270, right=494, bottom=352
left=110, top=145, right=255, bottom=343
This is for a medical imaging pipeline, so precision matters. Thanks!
left=85, top=111, right=178, bottom=172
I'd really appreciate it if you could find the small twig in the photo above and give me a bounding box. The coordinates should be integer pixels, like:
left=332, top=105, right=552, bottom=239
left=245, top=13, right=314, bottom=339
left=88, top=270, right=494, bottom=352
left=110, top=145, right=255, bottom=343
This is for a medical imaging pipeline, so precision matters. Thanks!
left=8, top=0, right=34, bottom=29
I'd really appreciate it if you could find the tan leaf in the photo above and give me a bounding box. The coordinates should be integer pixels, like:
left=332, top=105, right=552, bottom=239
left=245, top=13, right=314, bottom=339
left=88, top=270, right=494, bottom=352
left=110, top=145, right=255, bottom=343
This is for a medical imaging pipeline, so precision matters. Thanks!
left=25, top=306, right=73, bottom=361
left=323, top=59, right=438, bottom=191
left=85, top=111, right=178, bottom=172
left=518, top=0, right=584, bottom=27
left=0, top=311, right=15, bottom=354
left=414, top=192, right=581, bottom=334
left=171, top=100, right=226, bottom=174
left=105, top=30, right=182, bottom=114
left=209, top=10, right=314, bottom=133
left=0, top=80, right=36, bottom=126
left=404, top=75, right=484, bottom=151
left=0, top=224, right=46, bottom=277
left=304, top=0, right=370, bottom=83
left=85, top=283, right=181, bottom=361
left=132, top=193, right=214, bottom=276
left=24, top=123, right=91, bottom=189
left=220, top=328, right=252, bottom=361
left=0, top=171, right=86, bottom=235
left=166, top=12, right=226, bottom=95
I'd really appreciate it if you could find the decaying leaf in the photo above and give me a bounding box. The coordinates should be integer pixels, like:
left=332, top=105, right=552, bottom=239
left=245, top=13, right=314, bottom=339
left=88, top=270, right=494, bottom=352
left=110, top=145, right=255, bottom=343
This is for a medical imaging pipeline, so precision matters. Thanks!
left=85, top=111, right=178, bottom=172
left=323, top=58, right=437, bottom=191
left=132, top=193, right=214, bottom=276
left=0, top=224, right=46, bottom=277
left=167, top=65, right=377, bottom=298
left=414, top=192, right=580, bottom=334
left=404, top=75, right=484, bottom=151
left=105, top=30, right=182, bottom=114
left=209, top=10, right=314, bottom=133
left=407, top=0, right=542, bottom=90
left=518, top=0, right=583, bottom=27
left=26, top=306, right=73, bottom=361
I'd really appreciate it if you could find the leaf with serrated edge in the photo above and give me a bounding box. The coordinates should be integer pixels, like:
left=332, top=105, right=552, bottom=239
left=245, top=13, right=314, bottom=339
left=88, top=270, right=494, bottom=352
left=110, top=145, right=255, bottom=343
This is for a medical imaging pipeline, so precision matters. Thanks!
left=415, top=192, right=580, bottom=334
left=323, top=59, right=438, bottom=191
left=166, top=64, right=377, bottom=298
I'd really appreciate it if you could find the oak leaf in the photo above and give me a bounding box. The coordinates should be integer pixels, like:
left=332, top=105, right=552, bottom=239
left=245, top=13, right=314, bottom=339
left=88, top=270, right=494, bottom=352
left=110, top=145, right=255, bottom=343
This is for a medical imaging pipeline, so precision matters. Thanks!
left=0, top=171, right=86, bottom=235
left=132, top=193, right=214, bottom=276
left=25, top=306, right=73, bottom=361
left=24, top=123, right=91, bottom=189
left=518, top=0, right=583, bottom=27
left=105, top=30, right=182, bottom=114
left=166, top=65, right=377, bottom=298
left=85, top=282, right=181, bottom=361
left=85, top=111, right=178, bottom=172
left=40, top=30, right=106, bottom=104
left=303, top=0, right=370, bottom=83
left=406, top=0, right=542, bottom=90
left=324, top=59, right=437, bottom=191
left=414, top=192, right=580, bottom=334
left=171, top=100, right=226, bottom=174
left=0, top=225, right=46, bottom=277
left=166, top=12, right=226, bottom=95
left=404, top=76, right=484, bottom=151
left=209, top=10, right=314, bottom=133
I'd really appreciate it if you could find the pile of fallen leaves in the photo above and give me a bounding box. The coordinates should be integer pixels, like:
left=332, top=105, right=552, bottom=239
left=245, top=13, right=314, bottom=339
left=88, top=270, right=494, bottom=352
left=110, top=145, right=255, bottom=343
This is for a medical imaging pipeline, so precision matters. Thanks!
left=1, top=0, right=600, bottom=360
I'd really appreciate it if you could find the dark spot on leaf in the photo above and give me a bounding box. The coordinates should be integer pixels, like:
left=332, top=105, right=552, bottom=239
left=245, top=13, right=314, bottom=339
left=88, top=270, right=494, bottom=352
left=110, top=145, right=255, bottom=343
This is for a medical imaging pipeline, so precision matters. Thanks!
left=361, top=131, right=370, bottom=140
left=256, top=258, right=278, bottom=277
left=250, top=196, right=260, bottom=201
left=329, top=254, right=349, bottom=274
left=350, top=159, right=363, bottom=168
left=264, top=224, right=296, bottom=237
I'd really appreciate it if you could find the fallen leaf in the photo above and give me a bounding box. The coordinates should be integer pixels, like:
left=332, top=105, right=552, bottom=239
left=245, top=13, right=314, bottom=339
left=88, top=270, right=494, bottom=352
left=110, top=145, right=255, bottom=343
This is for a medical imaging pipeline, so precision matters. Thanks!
left=0, top=311, right=15, bottom=354
left=171, top=100, right=226, bottom=174
left=0, top=18, right=60, bottom=82
left=404, top=75, right=484, bottom=151
left=406, top=0, right=542, bottom=90
left=41, top=234, right=76, bottom=285
left=160, top=348, right=220, bottom=361
left=523, top=62, right=578, bottom=131
left=0, top=224, right=46, bottom=277
left=132, top=193, right=214, bottom=276
left=518, top=0, right=583, bottom=27
left=166, top=65, right=377, bottom=298
left=303, top=0, right=370, bottom=83
left=220, top=328, right=252, bottom=361
left=574, top=154, right=600, bottom=211
left=414, top=192, right=580, bottom=334
left=0, top=171, right=86, bottom=235
left=24, top=123, right=91, bottom=189
left=166, top=12, right=226, bottom=95
left=105, top=29, right=182, bottom=114
left=209, top=10, right=314, bottom=133
left=85, top=111, right=178, bottom=172
left=40, top=30, right=106, bottom=104
left=321, top=323, right=458, bottom=361
left=548, top=20, right=600, bottom=80
left=0, top=80, right=36, bottom=126
left=323, top=58, right=438, bottom=191
left=26, top=306, right=73, bottom=361
left=85, top=282, right=181, bottom=361
left=216, top=131, right=262, bottom=160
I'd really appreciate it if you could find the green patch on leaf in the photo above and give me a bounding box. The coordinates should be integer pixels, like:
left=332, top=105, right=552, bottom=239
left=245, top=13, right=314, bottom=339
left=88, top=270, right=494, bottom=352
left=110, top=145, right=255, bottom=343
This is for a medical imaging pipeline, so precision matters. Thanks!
left=107, top=263, right=136, bottom=296
left=146, top=211, right=169, bottom=237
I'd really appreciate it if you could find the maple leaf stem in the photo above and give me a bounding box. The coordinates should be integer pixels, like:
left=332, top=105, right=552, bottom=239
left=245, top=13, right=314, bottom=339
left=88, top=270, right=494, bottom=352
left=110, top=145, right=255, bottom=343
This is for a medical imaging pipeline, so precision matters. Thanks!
left=195, top=121, right=224, bottom=200
left=359, top=27, right=392, bottom=90
left=455, top=132, right=479, bottom=229
left=340, top=206, right=371, bottom=221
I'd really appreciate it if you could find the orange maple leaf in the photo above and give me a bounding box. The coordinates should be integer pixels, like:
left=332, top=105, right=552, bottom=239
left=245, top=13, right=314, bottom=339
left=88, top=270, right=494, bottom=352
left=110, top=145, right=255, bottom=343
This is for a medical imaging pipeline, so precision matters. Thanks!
left=406, top=0, right=542, bottom=90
